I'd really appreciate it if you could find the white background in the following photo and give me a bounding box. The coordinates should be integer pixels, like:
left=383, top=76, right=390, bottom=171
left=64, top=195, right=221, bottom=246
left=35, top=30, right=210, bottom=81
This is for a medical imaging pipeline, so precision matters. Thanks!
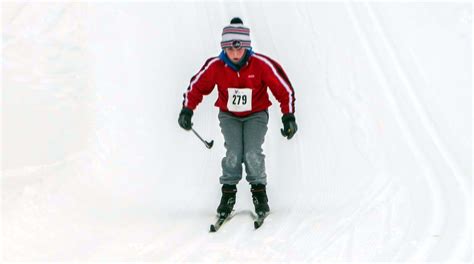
left=2, top=1, right=472, bottom=262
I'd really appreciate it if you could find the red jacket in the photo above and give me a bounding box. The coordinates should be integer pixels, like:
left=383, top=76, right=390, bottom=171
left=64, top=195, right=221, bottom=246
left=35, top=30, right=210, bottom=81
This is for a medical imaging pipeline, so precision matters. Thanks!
left=182, top=52, right=296, bottom=117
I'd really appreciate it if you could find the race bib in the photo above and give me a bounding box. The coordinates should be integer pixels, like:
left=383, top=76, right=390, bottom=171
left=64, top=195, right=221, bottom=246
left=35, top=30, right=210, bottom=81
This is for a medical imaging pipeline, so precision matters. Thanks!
left=227, top=88, right=252, bottom=112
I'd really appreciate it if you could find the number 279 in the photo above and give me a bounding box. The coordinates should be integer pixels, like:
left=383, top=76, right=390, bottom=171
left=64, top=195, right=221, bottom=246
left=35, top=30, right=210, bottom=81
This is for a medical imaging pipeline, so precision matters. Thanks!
left=232, top=94, right=247, bottom=105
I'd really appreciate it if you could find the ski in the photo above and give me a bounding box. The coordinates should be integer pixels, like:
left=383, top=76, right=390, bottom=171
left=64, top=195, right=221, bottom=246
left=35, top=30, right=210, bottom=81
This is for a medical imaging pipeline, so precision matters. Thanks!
left=210, top=212, right=232, bottom=232
left=253, top=212, right=269, bottom=229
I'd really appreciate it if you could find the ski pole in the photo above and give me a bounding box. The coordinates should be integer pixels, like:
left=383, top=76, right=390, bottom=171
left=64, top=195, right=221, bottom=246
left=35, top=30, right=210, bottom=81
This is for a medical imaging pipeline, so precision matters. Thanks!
left=191, top=127, right=214, bottom=149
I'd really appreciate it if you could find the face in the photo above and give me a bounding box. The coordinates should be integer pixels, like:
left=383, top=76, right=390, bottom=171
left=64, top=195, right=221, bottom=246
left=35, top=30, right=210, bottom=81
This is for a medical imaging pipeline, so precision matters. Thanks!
left=225, top=47, right=246, bottom=63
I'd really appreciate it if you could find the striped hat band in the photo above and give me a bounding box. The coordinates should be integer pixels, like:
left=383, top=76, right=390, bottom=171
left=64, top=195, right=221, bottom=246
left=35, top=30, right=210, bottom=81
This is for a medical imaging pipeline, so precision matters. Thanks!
left=221, top=40, right=251, bottom=49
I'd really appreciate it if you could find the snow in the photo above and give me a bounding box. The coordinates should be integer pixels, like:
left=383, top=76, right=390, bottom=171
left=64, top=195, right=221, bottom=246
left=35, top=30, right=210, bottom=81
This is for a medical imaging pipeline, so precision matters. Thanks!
left=1, top=1, right=472, bottom=262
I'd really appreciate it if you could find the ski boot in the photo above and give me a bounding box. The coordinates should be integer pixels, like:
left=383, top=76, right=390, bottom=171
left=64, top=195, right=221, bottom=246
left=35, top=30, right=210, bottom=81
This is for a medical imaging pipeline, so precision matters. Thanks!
left=216, top=184, right=237, bottom=217
left=251, top=184, right=270, bottom=216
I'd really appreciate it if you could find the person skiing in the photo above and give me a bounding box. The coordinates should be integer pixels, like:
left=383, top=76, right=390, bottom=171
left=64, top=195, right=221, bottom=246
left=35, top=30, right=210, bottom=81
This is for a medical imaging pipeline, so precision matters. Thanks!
left=178, top=17, right=297, bottom=221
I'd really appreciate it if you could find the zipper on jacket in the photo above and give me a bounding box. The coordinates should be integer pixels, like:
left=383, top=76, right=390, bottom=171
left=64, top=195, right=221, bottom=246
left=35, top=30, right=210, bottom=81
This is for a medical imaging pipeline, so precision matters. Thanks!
left=237, top=72, right=240, bottom=78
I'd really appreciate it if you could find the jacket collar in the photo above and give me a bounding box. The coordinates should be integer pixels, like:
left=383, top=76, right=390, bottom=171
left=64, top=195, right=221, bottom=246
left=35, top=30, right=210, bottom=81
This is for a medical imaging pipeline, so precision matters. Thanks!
left=219, top=48, right=254, bottom=72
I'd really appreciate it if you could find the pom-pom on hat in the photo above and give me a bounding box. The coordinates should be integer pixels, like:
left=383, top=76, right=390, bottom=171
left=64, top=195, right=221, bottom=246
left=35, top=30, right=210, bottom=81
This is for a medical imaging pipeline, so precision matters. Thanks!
left=221, top=17, right=251, bottom=49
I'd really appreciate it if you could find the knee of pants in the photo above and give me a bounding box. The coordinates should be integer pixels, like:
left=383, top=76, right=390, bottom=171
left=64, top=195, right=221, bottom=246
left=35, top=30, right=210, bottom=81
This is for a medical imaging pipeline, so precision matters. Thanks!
left=222, top=152, right=242, bottom=170
left=243, top=151, right=265, bottom=172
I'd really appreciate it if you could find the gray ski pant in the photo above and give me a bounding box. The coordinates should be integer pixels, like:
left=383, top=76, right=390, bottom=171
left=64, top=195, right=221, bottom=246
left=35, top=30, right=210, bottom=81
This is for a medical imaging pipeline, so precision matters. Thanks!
left=218, top=110, right=268, bottom=185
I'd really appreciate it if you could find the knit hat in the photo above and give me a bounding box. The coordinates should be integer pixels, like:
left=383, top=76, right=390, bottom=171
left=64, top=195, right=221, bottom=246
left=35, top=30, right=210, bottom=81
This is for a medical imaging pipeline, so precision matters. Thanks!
left=221, top=17, right=251, bottom=49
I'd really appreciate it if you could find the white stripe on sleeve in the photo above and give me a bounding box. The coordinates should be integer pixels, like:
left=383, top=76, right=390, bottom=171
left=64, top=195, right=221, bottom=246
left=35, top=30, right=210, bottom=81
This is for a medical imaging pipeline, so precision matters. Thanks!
left=184, top=58, right=220, bottom=107
left=253, top=54, right=293, bottom=113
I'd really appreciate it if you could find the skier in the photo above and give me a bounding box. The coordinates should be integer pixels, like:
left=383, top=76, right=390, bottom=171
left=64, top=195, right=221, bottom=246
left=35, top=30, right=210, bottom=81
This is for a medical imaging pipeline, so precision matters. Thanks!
left=178, top=17, right=297, bottom=221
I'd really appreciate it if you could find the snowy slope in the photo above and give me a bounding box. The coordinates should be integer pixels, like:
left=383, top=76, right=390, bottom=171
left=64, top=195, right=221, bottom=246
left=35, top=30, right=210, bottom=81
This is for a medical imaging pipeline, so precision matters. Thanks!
left=2, top=2, right=472, bottom=262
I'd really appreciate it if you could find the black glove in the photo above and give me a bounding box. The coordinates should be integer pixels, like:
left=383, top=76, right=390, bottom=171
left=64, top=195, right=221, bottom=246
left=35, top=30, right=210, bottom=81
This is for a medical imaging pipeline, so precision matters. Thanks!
left=178, top=107, right=193, bottom=130
left=281, top=113, right=298, bottom=139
